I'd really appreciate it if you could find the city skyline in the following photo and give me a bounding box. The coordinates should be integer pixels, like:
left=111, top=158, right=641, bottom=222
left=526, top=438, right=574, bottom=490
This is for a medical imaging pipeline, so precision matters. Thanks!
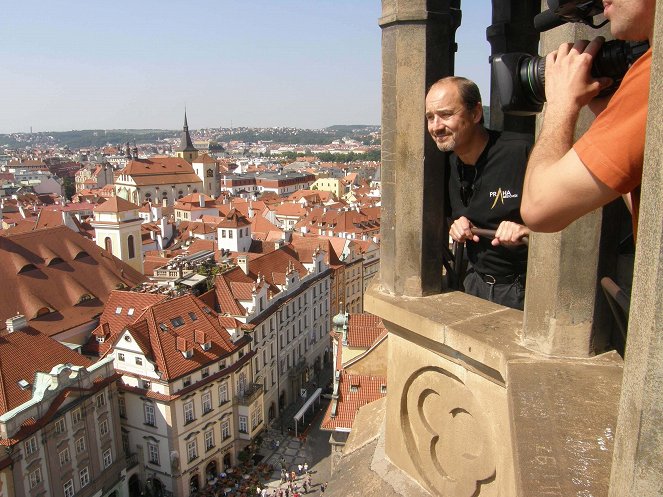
left=1, top=1, right=491, bottom=135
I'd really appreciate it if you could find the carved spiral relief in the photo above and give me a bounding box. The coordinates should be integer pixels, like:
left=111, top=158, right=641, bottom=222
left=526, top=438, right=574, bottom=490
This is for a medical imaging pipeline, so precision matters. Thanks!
left=400, top=367, right=496, bottom=496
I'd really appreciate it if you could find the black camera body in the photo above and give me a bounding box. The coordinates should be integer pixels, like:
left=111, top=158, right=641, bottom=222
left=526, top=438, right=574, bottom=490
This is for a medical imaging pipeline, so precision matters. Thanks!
left=492, top=0, right=649, bottom=115
left=493, top=40, right=649, bottom=116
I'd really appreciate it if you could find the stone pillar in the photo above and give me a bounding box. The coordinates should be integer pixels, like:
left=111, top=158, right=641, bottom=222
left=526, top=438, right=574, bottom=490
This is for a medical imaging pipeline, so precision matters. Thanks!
left=378, top=0, right=460, bottom=297
left=609, top=3, right=663, bottom=494
left=521, top=18, right=612, bottom=357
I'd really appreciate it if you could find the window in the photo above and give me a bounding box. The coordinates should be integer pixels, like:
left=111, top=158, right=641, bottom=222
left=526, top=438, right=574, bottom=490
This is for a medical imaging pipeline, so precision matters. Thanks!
left=55, top=417, right=66, bottom=434
left=143, top=379, right=151, bottom=389
left=201, top=367, right=209, bottom=378
left=59, top=447, right=71, bottom=466
left=183, top=376, right=191, bottom=388
left=229, top=230, right=233, bottom=239
left=24, top=436, right=37, bottom=455
left=148, top=442, right=160, bottom=465
left=96, top=392, right=106, bottom=408
left=144, top=404, right=156, bottom=426
left=238, top=372, right=247, bottom=396
left=100, top=419, right=109, bottom=436
left=128, top=307, right=135, bottom=316
left=118, top=352, right=125, bottom=361
left=103, top=448, right=112, bottom=468
left=204, top=429, right=214, bottom=450
left=184, top=401, right=195, bottom=424
left=187, top=440, right=198, bottom=462
left=218, top=383, right=229, bottom=404
left=135, top=357, right=143, bottom=366
left=202, top=392, right=212, bottom=414
left=115, top=306, right=122, bottom=314
left=188, top=311, right=198, bottom=321
left=63, top=479, right=75, bottom=497
left=170, top=316, right=185, bottom=327
left=221, top=419, right=231, bottom=439
left=239, top=415, right=248, bottom=433
left=80, top=466, right=90, bottom=487
left=29, top=467, right=42, bottom=489
left=75, top=436, right=86, bottom=454
left=128, top=234, right=135, bottom=259
left=72, top=407, right=82, bottom=425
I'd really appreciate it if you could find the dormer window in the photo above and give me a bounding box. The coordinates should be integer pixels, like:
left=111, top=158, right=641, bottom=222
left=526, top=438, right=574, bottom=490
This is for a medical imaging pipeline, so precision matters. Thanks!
left=170, top=317, right=185, bottom=328
left=202, top=342, right=212, bottom=351
left=96, top=337, right=104, bottom=343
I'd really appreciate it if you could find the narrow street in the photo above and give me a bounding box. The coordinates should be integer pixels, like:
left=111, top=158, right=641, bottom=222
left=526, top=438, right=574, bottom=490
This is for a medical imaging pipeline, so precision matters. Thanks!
left=257, top=397, right=333, bottom=494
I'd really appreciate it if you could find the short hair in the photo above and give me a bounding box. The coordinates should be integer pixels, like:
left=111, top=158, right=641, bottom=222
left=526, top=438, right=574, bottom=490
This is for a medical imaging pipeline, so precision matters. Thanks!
left=429, top=76, right=484, bottom=124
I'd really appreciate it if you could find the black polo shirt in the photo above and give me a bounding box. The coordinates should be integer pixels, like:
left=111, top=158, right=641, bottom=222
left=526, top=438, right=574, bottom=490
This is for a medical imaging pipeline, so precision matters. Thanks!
left=448, top=129, right=532, bottom=277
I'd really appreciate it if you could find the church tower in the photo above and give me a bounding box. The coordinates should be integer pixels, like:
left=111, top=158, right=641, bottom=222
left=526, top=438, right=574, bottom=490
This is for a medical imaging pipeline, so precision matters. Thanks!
left=91, top=197, right=144, bottom=274
left=176, top=111, right=199, bottom=164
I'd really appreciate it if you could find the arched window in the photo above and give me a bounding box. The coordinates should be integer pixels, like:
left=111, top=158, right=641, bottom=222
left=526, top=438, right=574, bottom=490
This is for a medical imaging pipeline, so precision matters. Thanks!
left=105, top=237, right=112, bottom=254
left=127, top=235, right=135, bottom=259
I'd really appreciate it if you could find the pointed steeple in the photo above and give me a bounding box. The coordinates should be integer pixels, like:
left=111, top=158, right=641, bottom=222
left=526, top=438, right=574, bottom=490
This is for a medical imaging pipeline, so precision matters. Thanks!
left=179, top=110, right=196, bottom=153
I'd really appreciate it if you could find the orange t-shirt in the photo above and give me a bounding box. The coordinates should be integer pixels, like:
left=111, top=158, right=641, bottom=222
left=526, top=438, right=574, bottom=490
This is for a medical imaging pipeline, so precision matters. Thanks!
left=574, top=48, right=652, bottom=236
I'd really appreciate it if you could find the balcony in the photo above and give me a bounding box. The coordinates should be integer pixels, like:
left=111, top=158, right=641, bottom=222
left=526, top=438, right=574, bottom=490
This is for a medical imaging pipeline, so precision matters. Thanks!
left=235, top=383, right=263, bottom=406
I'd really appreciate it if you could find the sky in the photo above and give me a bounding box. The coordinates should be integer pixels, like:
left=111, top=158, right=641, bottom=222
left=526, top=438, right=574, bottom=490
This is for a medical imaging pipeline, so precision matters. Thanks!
left=0, top=1, right=492, bottom=134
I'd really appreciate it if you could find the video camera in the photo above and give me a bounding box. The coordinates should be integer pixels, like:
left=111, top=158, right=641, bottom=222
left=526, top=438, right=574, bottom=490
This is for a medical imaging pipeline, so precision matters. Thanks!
left=492, top=0, right=649, bottom=115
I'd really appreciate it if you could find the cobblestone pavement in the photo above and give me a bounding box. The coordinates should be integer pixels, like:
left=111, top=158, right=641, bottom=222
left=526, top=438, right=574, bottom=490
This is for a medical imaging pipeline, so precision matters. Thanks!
left=255, top=367, right=334, bottom=493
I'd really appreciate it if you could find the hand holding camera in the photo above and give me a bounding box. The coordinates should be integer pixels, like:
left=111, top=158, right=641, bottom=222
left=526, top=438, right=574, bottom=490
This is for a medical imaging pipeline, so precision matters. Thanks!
left=544, top=37, right=612, bottom=116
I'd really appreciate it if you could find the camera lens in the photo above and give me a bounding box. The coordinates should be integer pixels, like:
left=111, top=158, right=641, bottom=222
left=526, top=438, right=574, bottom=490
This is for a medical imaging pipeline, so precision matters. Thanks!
left=520, top=56, right=546, bottom=106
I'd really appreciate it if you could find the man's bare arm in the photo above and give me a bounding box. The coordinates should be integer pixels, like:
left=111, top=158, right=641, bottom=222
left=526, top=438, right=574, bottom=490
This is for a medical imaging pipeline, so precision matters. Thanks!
left=521, top=38, right=620, bottom=232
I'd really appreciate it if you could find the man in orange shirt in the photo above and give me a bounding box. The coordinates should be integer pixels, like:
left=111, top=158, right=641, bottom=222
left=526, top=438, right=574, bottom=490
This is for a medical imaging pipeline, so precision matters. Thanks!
left=521, top=0, right=654, bottom=236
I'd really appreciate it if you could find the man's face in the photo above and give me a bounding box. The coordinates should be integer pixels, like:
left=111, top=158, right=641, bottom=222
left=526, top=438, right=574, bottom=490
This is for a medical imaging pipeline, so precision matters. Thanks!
left=604, top=0, right=655, bottom=41
left=425, top=83, right=481, bottom=154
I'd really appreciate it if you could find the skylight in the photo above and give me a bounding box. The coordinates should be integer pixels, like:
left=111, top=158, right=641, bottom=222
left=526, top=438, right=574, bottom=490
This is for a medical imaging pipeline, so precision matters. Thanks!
left=115, top=307, right=122, bottom=315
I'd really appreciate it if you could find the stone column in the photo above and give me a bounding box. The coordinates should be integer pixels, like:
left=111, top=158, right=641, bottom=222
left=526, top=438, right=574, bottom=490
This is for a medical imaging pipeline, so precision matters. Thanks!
left=609, top=3, right=663, bottom=494
left=378, top=0, right=460, bottom=297
left=521, top=18, right=612, bottom=357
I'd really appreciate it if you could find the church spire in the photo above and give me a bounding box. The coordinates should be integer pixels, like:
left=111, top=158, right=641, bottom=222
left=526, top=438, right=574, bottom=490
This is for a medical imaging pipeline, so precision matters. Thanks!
left=179, top=110, right=196, bottom=152
left=176, top=110, right=199, bottom=164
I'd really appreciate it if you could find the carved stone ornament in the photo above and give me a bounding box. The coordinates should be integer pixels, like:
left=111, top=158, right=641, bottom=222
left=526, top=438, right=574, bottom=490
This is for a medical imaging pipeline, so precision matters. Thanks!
left=401, top=367, right=496, bottom=496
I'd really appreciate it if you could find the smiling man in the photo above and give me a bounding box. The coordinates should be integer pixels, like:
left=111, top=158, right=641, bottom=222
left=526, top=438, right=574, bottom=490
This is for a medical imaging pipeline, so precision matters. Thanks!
left=425, top=77, right=532, bottom=309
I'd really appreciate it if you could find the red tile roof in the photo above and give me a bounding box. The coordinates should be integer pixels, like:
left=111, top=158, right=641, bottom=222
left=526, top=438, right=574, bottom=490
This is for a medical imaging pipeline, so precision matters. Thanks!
left=320, top=371, right=386, bottom=431
left=100, top=293, right=246, bottom=381
left=93, top=196, right=140, bottom=213
left=0, top=226, right=146, bottom=335
left=0, top=327, right=93, bottom=414
left=347, top=314, right=387, bottom=348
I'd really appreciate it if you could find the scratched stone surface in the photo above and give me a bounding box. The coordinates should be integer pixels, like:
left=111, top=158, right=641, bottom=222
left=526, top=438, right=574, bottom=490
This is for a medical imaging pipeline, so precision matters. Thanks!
left=508, top=360, right=622, bottom=497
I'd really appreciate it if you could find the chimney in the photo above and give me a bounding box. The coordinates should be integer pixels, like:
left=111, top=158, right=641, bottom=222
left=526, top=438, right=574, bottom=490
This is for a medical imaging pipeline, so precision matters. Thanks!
left=237, top=255, right=249, bottom=275
left=199, top=194, right=205, bottom=208
left=6, top=314, right=27, bottom=333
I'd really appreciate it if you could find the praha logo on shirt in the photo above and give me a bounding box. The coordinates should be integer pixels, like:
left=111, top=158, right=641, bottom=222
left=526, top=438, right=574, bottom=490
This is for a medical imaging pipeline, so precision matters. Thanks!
left=490, top=188, right=519, bottom=209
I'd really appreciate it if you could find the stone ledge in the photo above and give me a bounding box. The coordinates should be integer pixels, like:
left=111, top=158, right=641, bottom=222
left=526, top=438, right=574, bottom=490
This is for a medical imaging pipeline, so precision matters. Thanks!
left=365, top=285, right=535, bottom=382
left=508, top=356, right=622, bottom=497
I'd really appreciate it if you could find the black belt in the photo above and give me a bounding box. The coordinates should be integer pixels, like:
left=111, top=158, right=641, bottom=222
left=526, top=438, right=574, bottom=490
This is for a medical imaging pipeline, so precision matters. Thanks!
left=473, top=270, right=525, bottom=286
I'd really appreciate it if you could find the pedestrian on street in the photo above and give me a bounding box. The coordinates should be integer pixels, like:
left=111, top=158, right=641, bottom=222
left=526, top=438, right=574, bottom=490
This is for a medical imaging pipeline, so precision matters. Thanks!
left=290, top=471, right=296, bottom=482
left=320, top=482, right=328, bottom=494
left=303, top=462, right=308, bottom=473
left=298, top=464, right=303, bottom=474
